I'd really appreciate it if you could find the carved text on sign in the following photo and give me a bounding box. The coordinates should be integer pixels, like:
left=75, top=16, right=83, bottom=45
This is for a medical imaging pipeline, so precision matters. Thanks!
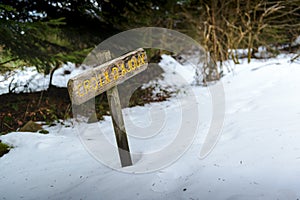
left=68, top=49, right=148, bottom=105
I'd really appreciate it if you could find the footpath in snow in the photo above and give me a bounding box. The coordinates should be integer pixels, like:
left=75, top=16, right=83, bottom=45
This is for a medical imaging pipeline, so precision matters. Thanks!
left=1, top=54, right=300, bottom=200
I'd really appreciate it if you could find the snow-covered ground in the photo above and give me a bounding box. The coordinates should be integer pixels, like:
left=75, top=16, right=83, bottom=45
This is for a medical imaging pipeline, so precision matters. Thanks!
left=0, top=63, right=85, bottom=95
left=1, top=54, right=300, bottom=199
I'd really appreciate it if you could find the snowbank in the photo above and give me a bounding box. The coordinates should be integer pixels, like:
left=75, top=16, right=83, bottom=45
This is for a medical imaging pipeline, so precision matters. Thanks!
left=0, top=63, right=86, bottom=94
left=1, top=54, right=300, bottom=199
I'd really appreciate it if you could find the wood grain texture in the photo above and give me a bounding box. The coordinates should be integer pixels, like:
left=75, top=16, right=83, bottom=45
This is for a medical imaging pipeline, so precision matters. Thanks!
left=107, top=86, right=132, bottom=167
left=68, top=48, right=148, bottom=105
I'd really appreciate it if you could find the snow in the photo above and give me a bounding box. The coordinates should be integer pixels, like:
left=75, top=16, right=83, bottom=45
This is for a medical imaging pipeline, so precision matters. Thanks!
left=0, top=63, right=86, bottom=95
left=229, top=47, right=278, bottom=59
left=1, top=53, right=300, bottom=199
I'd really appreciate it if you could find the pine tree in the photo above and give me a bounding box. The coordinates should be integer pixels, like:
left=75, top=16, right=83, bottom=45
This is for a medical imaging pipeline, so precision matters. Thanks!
left=0, top=1, right=114, bottom=87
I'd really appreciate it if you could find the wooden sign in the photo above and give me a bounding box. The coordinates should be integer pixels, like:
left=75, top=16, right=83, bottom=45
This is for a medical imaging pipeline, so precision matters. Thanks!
left=67, top=48, right=148, bottom=167
left=68, top=48, right=148, bottom=105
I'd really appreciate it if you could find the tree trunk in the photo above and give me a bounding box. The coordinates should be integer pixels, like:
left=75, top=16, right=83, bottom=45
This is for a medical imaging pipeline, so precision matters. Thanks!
left=48, top=63, right=60, bottom=91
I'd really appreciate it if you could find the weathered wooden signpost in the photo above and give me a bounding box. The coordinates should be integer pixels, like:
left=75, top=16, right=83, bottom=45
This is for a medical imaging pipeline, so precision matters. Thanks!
left=67, top=48, right=148, bottom=167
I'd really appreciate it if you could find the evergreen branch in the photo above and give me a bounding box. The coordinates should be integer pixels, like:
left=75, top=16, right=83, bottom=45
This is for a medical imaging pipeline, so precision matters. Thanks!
left=0, top=57, right=18, bottom=66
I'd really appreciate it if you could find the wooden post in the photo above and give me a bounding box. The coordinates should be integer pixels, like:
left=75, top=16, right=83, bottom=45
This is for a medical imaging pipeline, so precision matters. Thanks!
left=107, top=85, right=132, bottom=167
left=105, top=52, right=132, bottom=167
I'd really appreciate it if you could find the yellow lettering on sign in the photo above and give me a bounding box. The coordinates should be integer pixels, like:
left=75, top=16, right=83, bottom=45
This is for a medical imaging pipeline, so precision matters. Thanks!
left=76, top=82, right=84, bottom=97
left=91, top=77, right=98, bottom=90
left=138, top=53, right=145, bottom=66
left=128, top=56, right=137, bottom=70
left=104, top=71, right=111, bottom=84
left=119, top=62, right=127, bottom=76
left=142, top=53, right=146, bottom=64
left=112, top=67, right=119, bottom=80
left=125, top=61, right=131, bottom=73
left=83, top=80, right=90, bottom=94
left=128, top=60, right=133, bottom=71
left=73, top=51, right=147, bottom=100
left=96, top=73, right=103, bottom=87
